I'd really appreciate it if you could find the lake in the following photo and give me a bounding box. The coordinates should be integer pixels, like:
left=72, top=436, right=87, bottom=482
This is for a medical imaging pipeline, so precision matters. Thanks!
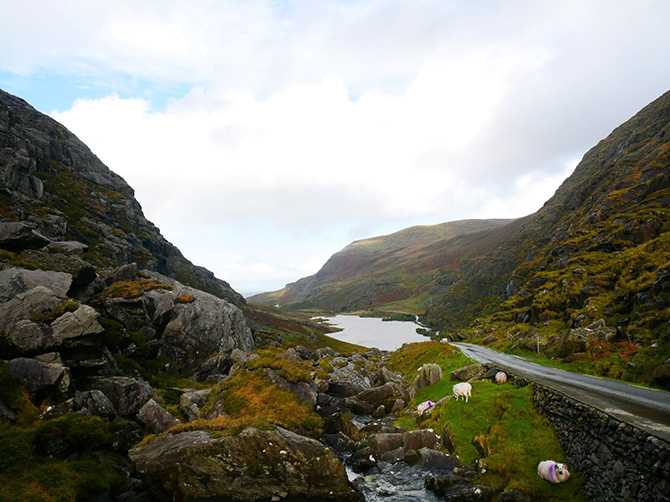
left=319, top=314, right=429, bottom=351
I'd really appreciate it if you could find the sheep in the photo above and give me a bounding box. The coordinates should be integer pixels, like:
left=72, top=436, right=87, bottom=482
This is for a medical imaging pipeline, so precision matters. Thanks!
left=537, top=460, right=570, bottom=483
left=452, top=382, right=472, bottom=403
left=417, top=400, right=434, bottom=415
left=495, top=371, right=507, bottom=385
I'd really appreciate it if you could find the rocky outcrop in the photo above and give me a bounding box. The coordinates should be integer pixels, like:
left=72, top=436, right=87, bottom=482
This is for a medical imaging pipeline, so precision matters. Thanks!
left=158, top=278, right=253, bottom=370
left=411, top=363, right=443, bottom=399
left=129, top=427, right=362, bottom=501
left=0, top=88, right=244, bottom=307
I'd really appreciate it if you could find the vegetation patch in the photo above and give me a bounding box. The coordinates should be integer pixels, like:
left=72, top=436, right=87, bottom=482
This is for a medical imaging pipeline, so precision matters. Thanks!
left=175, top=294, right=196, bottom=304
left=386, top=341, right=473, bottom=376
left=396, top=381, right=586, bottom=501
left=173, top=369, right=323, bottom=438
left=101, top=279, right=172, bottom=300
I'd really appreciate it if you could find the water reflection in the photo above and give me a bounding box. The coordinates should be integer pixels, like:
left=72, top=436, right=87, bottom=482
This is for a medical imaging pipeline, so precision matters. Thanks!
left=319, top=315, right=429, bottom=351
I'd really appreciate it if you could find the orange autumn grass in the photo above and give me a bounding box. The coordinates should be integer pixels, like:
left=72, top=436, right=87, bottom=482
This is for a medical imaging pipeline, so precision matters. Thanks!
left=165, top=369, right=323, bottom=439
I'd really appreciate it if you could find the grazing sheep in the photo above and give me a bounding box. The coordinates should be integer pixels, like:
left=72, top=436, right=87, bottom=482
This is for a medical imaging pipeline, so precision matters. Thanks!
left=417, top=400, right=434, bottom=415
left=452, top=382, right=472, bottom=403
left=537, top=460, right=570, bottom=483
left=495, top=371, right=507, bottom=385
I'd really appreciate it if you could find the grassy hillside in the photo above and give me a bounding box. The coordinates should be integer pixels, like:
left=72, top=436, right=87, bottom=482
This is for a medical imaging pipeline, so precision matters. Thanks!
left=250, top=219, right=515, bottom=313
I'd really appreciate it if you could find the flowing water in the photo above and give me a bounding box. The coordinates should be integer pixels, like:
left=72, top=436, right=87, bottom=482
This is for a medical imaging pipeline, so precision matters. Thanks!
left=319, top=315, right=429, bottom=351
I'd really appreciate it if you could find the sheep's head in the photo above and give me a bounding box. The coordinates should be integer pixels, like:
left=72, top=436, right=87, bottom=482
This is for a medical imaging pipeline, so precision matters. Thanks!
left=555, top=463, right=570, bottom=482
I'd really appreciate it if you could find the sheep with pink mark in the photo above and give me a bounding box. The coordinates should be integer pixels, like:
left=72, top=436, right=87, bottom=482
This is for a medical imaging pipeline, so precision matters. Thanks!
left=537, top=460, right=570, bottom=483
left=495, top=371, right=507, bottom=385
left=417, top=400, right=434, bottom=415
left=452, top=382, right=472, bottom=403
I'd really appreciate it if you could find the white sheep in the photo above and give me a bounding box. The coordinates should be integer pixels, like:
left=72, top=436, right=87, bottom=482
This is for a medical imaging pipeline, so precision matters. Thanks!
left=537, top=460, right=570, bottom=483
left=452, top=382, right=472, bottom=403
left=417, top=400, right=434, bottom=415
left=495, top=371, right=507, bottom=385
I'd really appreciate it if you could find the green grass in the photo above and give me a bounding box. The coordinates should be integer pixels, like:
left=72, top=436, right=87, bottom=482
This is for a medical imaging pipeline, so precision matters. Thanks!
left=386, top=341, right=474, bottom=377
left=396, top=381, right=587, bottom=501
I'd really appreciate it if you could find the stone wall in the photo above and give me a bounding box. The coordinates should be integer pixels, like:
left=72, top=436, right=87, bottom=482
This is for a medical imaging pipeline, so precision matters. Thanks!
left=533, top=385, right=670, bottom=501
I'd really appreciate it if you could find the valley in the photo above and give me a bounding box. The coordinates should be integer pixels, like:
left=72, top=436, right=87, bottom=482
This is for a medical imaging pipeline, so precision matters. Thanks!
left=0, top=84, right=669, bottom=502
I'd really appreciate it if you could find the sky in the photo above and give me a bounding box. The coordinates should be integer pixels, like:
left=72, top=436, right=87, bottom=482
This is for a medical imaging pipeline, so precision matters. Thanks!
left=1, top=1, right=670, bottom=296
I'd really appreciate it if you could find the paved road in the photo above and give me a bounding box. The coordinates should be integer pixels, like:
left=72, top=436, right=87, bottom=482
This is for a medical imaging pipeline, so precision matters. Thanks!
left=451, top=342, right=670, bottom=441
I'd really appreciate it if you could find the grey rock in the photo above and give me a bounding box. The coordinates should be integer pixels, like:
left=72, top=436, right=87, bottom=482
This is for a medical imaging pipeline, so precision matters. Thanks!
left=157, top=277, right=254, bottom=370
left=0, top=268, right=72, bottom=301
left=104, top=263, right=138, bottom=285
left=416, top=447, right=459, bottom=470
left=73, top=390, right=117, bottom=417
left=230, top=347, right=247, bottom=363
left=411, top=363, right=443, bottom=399
left=450, top=363, right=486, bottom=382
left=129, top=427, right=362, bottom=502
left=50, top=305, right=104, bottom=344
left=7, top=357, right=71, bottom=396
left=443, top=484, right=495, bottom=502
left=328, top=379, right=365, bottom=398
left=179, top=388, right=213, bottom=421
left=367, top=433, right=404, bottom=453
left=47, top=240, right=89, bottom=256
left=89, top=376, right=149, bottom=416
left=403, top=429, right=441, bottom=452
left=191, top=354, right=232, bottom=382
left=0, top=222, right=50, bottom=251
left=137, top=399, right=179, bottom=433
left=281, top=347, right=302, bottom=362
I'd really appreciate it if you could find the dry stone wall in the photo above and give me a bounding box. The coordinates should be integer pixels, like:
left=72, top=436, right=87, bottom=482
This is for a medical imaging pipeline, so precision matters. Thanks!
left=533, top=385, right=670, bottom=502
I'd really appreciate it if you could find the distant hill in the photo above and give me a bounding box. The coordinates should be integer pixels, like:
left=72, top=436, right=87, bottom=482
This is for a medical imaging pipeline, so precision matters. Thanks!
left=249, top=218, right=516, bottom=312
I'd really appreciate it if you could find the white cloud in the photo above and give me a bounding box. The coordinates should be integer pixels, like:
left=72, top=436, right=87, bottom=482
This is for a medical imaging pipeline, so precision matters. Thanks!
left=5, top=0, right=670, bottom=293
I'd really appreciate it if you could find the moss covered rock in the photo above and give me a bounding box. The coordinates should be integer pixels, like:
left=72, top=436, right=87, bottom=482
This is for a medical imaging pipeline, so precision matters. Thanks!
left=129, top=427, right=362, bottom=501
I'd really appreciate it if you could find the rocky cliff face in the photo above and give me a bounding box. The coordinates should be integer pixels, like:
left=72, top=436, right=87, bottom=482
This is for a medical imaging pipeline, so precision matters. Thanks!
left=0, top=88, right=244, bottom=307
left=0, top=87, right=259, bottom=424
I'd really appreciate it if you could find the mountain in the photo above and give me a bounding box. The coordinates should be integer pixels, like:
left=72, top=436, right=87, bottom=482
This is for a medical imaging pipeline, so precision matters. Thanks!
left=250, top=218, right=516, bottom=312
left=0, top=89, right=244, bottom=307
left=252, top=89, right=670, bottom=388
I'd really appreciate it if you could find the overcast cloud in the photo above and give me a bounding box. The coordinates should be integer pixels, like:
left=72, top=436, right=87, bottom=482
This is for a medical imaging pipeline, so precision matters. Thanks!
left=1, top=1, right=669, bottom=294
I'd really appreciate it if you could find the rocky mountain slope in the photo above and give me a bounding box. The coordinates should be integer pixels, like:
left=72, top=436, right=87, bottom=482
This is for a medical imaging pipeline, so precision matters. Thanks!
left=251, top=218, right=516, bottom=312
left=0, top=88, right=243, bottom=307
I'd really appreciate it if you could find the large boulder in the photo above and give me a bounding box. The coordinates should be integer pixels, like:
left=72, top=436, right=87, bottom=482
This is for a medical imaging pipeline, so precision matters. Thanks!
left=129, top=427, right=362, bottom=501
left=0, top=287, right=103, bottom=354
left=7, top=357, right=71, bottom=398
left=367, top=432, right=404, bottom=454
left=410, top=363, right=443, bottom=399
left=137, top=399, right=180, bottom=433
left=0, top=268, right=72, bottom=301
left=451, top=363, right=486, bottom=382
left=158, top=278, right=254, bottom=370
left=556, top=321, right=617, bottom=356
left=403, top=428, right=441, bottom=452
left=89, top=376, right=149, bottom=416
left=345, top=382, right=408, bottom=415
left=18, top=249, right=96, bottom=289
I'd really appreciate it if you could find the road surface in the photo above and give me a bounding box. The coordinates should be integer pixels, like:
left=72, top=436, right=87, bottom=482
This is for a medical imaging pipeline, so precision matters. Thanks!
left=451, top=342, right=670, bottom=441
